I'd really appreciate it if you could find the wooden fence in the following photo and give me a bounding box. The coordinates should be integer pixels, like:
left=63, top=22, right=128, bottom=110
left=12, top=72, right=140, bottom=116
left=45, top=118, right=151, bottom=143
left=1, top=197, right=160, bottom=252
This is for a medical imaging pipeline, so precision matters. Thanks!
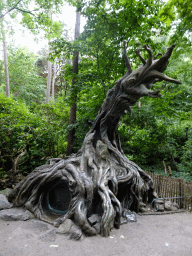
left=146, top=172, right=192, bottom=210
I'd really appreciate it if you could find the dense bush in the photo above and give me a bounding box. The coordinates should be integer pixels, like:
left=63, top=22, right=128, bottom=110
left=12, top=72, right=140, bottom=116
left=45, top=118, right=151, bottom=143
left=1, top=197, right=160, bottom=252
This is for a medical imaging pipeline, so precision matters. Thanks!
left=0, top=93, right=69, bottom=177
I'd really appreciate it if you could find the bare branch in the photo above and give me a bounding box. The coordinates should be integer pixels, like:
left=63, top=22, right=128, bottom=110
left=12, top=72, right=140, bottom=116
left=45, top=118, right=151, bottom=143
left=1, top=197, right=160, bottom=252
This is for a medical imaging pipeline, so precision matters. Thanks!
left=154, top=53, right=162, bottom=59
left=15, top=7, right=35, bottom=16
left=12, top=151, right=26, bottom=174
left=144, top=45, right=153, bottom=66
left=135, top=44, right=146, bottom=65
left=0, top=0, right=22, bottom=19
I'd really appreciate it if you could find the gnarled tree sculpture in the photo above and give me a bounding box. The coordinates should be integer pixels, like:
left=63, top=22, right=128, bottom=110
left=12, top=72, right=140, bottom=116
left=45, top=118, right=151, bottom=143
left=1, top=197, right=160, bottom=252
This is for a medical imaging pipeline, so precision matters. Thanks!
left=8, top=43, right=181, bottom=237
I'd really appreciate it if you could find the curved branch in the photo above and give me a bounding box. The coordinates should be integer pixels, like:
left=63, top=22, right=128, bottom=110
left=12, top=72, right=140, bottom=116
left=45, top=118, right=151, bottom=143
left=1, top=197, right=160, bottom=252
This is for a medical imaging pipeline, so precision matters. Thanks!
left=144, top=45, right=153, bottom=67
left=135, top=44, right=146, bottom=65
left=154, top=53, right=162, bottom=59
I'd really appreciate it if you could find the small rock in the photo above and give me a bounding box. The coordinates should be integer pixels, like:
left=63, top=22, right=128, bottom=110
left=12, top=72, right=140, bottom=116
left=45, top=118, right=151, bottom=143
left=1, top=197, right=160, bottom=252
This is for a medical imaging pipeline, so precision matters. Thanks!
left=0, top=194, right=13, bottom=210
left=120, top=216, right=128, bottom=225
left=172, top=202, right=179, bottom=209
left=24, top=210, right=35, bottom=219
left=70, top=224, right=82, bottom=240
left=154, top=199, right=164, bottom=204
left=155, top=204, right=165, bottom=212
left=56, top=219, right=73, bottom=234
left=139, top=207, right=148, bottom=213
left=139, top=202, right=146, bottom=208
left=153, top=199, right=164, bottom=212
left=0, top=188, right=13, bottom=197
left=93, top=222, right=101, bottom=234
left=122, top=209, right=137, bottom=222
left=165, top=201, right=173, bottom=211
left=88, top=214, right=101, bottom=226
left=0, top=208, right=34, bottom=221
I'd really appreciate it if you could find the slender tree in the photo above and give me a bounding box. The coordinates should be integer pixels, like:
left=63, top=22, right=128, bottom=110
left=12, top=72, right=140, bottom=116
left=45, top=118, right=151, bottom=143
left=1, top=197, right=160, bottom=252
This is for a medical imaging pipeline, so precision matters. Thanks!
left=0, top=19, right=10, bottom=97
left=66, top=4, right=81, bottom=155
left=51, top=59, right=56, bottom=100
left=45, top=10, right=53, bottom=104
left=45, top=52, right=52, bottom=103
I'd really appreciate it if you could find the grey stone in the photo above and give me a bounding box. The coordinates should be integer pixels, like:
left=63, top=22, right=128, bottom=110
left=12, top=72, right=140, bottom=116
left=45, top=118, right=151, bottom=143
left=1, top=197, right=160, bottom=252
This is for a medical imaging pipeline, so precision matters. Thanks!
left=0, top=188, right=13, bottom=197
left=88, top=214, right=101, bottom=226
left=172, top=202, right=179, bottom=209
left=154, top=199, right=164, bottom=204
left=155, top=204, right=165, bottom=212
left=56, top=219, right=73, bottom=234
left=70, top=224, right=82, bottom=240
left=0, top=208, right=34, bottom=221
left=153, top=199, right=165, bottom=211
left=122, top=210, right=137, bottom=222
left=139, top=207, right=148, bottom=213
left=24, top=210, right=35, bottom=219
left=121, top=216, right=128, bottom=225
left=93, top=223, right=101, bottom=234
left=165, top=201, right=173, bottom=211
left=0, top=194, right=13, bottom=210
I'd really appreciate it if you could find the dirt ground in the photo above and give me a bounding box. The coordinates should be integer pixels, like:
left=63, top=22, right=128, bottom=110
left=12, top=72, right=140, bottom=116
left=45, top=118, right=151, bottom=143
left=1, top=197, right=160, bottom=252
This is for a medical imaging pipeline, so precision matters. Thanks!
left=0, top=212, right=192, bottom=256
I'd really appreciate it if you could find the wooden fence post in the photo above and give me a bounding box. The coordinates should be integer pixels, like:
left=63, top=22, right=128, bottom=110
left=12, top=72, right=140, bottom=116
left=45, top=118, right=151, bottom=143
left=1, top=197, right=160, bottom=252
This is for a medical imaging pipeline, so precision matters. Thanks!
left=179, top=179, right=184, bottom=209
left=163, top=160, right=167, bottom=175
left=168, top=166, right=172, bottom=177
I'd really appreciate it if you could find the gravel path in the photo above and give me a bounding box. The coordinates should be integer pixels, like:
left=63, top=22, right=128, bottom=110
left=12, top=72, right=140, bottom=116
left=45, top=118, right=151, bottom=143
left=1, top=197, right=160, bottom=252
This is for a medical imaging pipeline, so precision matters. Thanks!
left=0, top=212, right=192, bottom=256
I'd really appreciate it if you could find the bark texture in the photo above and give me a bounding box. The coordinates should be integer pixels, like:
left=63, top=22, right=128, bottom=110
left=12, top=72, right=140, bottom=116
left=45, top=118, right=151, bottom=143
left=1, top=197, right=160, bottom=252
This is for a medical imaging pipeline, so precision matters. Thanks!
left=8, top=44, right=181, bottom=237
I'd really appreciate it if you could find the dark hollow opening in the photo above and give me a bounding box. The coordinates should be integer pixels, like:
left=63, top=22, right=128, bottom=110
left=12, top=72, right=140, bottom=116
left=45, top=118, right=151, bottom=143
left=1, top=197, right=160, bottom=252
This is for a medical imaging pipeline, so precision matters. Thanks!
left=45, top=180, right=71, bottom=215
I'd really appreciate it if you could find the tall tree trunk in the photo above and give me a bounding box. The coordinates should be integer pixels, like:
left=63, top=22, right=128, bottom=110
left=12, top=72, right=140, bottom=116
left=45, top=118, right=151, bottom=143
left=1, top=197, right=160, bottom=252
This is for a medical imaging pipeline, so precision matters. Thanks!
left=66, top=6, right=81, bottom=156
left=1, top=20, right=10, bottom=97
left=51, top=60, right=56, bottom=100
left=45, top=10, right=52, bottom=104
left=46, top=57, right=52, bottom=103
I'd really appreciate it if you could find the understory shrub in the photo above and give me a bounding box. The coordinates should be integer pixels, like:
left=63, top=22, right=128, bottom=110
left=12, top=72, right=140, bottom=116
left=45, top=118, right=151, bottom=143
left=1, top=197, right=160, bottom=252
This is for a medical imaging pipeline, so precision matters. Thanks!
left=0, top=93, right=69, bottom=177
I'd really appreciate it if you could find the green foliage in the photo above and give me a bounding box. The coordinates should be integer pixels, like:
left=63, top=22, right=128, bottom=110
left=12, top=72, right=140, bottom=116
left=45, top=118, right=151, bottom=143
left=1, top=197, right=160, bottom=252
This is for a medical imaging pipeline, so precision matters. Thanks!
left=0, top=0, right=63, bottom=40
left=160, top=0, right=192, bottom=36
left=0, top=93, right=69, bottom=176
left=1, top=0, right=192, bottom=182
left=0, top=46, right=46, bottom=105
left=179, top=128, right=192, bottom=176
left=48, top=0, right=192, bottom=182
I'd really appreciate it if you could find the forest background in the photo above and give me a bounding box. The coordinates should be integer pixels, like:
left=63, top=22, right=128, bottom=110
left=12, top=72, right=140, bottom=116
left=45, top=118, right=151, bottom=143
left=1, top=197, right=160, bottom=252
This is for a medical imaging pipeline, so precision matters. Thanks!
left=0, top=0, right=192, bottom=187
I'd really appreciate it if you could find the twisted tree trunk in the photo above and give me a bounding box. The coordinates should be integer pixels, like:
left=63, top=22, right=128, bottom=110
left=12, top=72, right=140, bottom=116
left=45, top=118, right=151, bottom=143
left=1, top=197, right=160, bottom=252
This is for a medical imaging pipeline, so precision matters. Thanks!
left=8, top=43, right=181, bottom=237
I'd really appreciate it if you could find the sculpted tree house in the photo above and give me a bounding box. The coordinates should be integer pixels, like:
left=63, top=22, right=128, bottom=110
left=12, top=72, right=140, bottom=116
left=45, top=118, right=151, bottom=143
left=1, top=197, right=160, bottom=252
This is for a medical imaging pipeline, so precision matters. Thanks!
left=8, top=43, right=181, bottom=237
